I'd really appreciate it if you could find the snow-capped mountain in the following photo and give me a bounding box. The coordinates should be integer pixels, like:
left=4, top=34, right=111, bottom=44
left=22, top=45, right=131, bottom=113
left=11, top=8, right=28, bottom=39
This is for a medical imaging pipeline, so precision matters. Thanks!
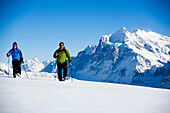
left=41, top=60, right=56, bottom=73
left=24, top=58, right=46, bottom=72
left=0, top=63, right=10, bottom=75
left=72, top=27, right=170, bottom=89
left=42, top=60, right=51, bottom=68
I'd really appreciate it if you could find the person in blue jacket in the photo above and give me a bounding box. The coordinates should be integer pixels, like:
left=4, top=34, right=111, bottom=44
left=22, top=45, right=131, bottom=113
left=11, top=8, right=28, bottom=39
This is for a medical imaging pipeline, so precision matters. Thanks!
left=6, top=42, right=24, bottom=78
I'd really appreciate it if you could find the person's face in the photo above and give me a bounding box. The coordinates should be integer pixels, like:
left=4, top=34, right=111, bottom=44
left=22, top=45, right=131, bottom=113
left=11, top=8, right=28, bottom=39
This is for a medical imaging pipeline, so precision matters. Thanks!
left=60, top=44, right=64, bottom=50
left=13, top=45, right=17, bottom=49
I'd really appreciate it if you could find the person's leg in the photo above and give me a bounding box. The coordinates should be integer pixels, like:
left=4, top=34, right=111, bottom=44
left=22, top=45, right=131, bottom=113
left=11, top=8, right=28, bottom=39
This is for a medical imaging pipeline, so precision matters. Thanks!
left=63, top=62, right=67, bottom=80
left=57, top=63, right=62, bottom=81
left=12, top=60, right=16, bottom=78
left=17, top=60, right=21, bottom=75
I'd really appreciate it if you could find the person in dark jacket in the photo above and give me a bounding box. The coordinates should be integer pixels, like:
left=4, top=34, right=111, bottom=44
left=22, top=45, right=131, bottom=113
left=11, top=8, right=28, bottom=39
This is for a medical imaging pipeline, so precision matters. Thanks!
left=53, top=42, right=72, bottom=81
left=6, top=42, right=24, bottom=78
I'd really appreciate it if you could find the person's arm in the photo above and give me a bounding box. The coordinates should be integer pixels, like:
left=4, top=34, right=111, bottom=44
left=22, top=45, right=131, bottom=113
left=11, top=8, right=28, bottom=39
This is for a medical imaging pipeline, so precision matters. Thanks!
left=19, top=51, right=24, bottom=64
left=53, top=50, right=58, bottom=58
left=6, top=50, right=12, bottom=57
left=66, top=50, right=72, bottom=63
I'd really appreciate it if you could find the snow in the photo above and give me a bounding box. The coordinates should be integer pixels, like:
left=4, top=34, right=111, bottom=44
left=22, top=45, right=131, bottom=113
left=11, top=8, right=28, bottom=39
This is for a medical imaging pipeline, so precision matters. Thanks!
left=42, top=60, right=51, bottom=68
left=0, top=74, right=170, bottom=113
left=125, top=28, right=170, bottom=72
left=1, top=27, right=170, bottom=112
left=109, top=27, right=127, bottom=43
left=0, top=40, right=170, bottom=113
left=85, top=45, right=97, bottom=55
left=24, top=58, right=47, bottom=72
left=72, top=27, right=170, bottom=88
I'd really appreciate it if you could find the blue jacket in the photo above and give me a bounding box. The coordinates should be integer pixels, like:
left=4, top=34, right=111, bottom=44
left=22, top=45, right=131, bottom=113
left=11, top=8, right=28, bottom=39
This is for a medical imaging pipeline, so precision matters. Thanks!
left=8, top=48, right=23, bottom=60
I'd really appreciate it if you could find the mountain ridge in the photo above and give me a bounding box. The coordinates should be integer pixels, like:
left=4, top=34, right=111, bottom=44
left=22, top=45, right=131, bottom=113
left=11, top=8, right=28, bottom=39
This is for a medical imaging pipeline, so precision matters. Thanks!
left=71, top=27, right=170, bottom=89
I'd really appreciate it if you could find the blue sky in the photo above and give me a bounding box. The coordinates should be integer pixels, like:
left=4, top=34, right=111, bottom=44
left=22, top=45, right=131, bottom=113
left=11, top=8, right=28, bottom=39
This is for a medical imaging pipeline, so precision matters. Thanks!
left=0, top=0, right=170, bottom=62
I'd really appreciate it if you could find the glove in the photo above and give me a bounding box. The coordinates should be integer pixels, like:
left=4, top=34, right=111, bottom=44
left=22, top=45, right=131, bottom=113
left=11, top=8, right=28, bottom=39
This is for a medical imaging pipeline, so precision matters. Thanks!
left=21, top=61, right=24, bottom=64
left=20, top=58, right=24, bottom=64
left=6, top=53, right=10, bottom=57
left=53, top=52, right=58, bottom=58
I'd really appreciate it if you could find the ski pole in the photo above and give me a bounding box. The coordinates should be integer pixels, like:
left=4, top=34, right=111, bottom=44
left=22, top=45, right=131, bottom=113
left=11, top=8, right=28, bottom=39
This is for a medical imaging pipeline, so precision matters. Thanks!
left=54, top=62, right=57, bottom=80
left=70, top=64, right=73, bottom=82
left=8, top=57, right=10, bottom=78
left=22, top=65, right=29, bottom=78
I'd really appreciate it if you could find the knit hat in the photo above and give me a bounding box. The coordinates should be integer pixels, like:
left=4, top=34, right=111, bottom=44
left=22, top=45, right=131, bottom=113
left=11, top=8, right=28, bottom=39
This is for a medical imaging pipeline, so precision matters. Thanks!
left=13, top=42, right=17, bottom=47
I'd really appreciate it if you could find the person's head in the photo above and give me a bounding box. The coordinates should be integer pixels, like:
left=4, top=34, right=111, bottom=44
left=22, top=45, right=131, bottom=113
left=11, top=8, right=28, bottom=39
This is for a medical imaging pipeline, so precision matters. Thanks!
left=59, top=42, right=64, bottom=50
left=13, top=42, right=17, bottom=49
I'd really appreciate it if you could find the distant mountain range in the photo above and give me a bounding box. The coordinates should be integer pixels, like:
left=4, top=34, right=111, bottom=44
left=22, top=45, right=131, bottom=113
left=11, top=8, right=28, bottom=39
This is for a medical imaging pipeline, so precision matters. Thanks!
left=0, top=28, right=169, bottom=89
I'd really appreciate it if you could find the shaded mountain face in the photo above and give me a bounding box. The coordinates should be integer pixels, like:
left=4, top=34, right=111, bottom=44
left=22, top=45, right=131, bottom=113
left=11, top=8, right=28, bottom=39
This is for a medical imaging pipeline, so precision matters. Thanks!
left=41, top=61, right=56, bottom=73
left=72, top=27, right=170, bottom=89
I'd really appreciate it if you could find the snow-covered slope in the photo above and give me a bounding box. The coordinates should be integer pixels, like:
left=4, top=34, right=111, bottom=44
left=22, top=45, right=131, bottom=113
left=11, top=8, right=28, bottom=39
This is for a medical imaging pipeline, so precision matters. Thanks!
left=0, top=74, right=169, bottom=113
left=73, top=27, right=170, bottom=89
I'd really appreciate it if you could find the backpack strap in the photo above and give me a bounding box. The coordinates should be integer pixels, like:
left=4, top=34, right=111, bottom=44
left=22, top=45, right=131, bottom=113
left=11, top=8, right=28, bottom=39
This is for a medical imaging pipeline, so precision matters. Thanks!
left=64, top=49, right=70, bottom=59
left=17, top=49, right=23, bottom=56
left=57, top=49, right=69, bottom=58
